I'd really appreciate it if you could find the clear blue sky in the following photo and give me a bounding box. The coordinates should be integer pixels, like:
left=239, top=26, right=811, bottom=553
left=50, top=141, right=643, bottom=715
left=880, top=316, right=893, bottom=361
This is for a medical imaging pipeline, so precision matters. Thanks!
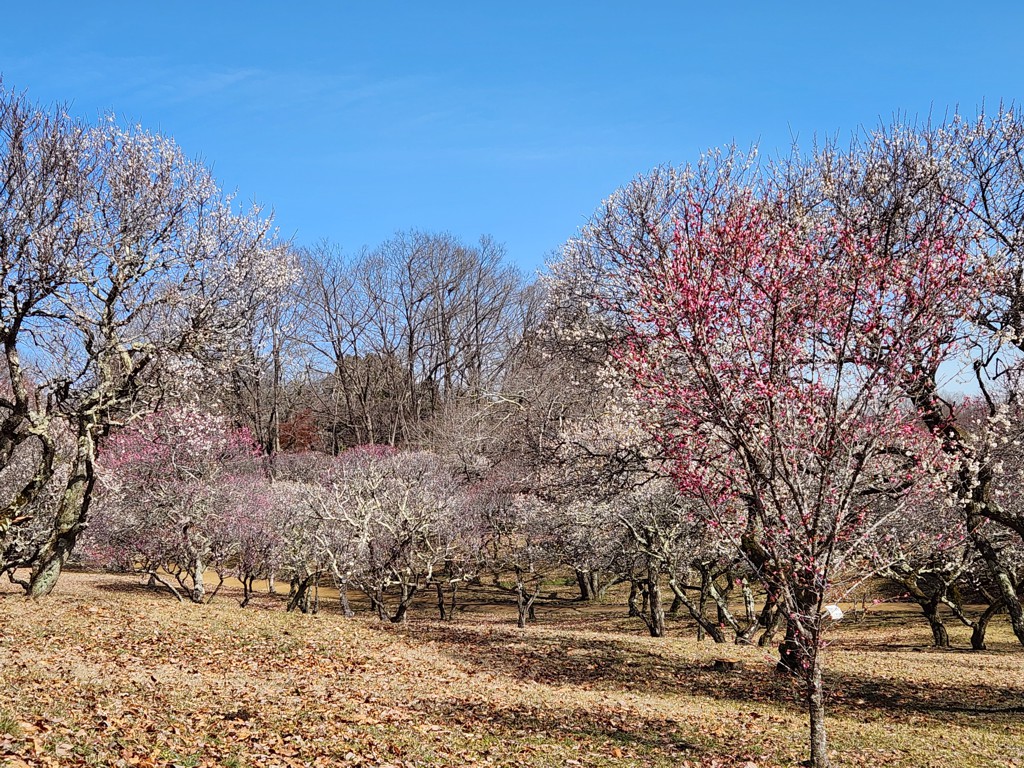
left=2, top=2, right=1022, bottom=273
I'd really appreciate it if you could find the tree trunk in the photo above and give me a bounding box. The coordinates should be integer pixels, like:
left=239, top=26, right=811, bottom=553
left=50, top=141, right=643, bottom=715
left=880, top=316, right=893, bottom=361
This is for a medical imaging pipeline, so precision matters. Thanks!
left=970, top=601, right=1004, bottom=651
left=667, top=579, right=726, bottom=643
left=575, top=569, right=595, bottom=601
left=758, top=603, right=783, bottom=647
left=807, top=652, right=831, bottom=768
left=627, top=579, right=641, bottom=617
left=447, top=583, right=458, bottom=620
left=715, top=573, right=734, bottom=628
left=28, top=439, right=94, bottom=599
left=629, top=574, right=667, bottom=638
left=390, top=583, right=416, bottom=623
left=742, top=578, right=757, bottom=626
left=696, top=569, right=709, bottom=641
left=28, top=533, right=75, bottom=599
left=190, top=557, right=206, bottom=604
left=970, top=523, right=1024, bottom=646
left=287, top=573, right=318, bottom=613
left=647, top=575, right=665, bottom=638
left=919, top=597, right=949, bottom=648
left=668, top=592, right=682, bottom=616
left=435, top=581, right=447, bottom=620
left=145, top=570, right=184, bottom=602
left=206, top=573, right=224, bottom=603
left=777, top=617, right=806, bottom=675
left=339, top=587, right=355, bottom=617
left=391, top=602, right=409, bottom=623
left=515, top=581, right=539, bottom=628
left=516, top=585, right=529, bottom=628
left=370, top=591, right=388, bottom=621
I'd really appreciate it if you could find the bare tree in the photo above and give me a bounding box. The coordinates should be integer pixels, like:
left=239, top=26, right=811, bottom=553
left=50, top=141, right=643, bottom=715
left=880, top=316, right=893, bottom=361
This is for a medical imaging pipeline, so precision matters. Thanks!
left=226, top=249, right=303, bottom=459
left=294, top=232, right=536, bottom=451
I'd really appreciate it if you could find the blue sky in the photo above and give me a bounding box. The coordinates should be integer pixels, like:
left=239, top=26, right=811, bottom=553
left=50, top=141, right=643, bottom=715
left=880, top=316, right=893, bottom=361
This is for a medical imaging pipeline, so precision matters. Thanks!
left=2, top=2, right=1023, bottom=273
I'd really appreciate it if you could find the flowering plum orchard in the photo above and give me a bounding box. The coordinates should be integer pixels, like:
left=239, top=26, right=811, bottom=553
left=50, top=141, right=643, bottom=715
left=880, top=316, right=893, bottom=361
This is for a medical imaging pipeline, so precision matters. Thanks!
left=6, top=74, right=1024, bottom=768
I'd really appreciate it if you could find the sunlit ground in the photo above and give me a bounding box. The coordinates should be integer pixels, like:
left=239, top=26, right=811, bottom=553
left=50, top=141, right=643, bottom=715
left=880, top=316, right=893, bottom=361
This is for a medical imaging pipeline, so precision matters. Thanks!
left=1, top=572, right=1021, bottom=767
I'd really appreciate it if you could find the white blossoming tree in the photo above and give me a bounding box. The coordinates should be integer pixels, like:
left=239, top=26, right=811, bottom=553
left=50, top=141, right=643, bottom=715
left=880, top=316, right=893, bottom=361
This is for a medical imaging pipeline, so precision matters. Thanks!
left=0, top=84, right=293, bottom=597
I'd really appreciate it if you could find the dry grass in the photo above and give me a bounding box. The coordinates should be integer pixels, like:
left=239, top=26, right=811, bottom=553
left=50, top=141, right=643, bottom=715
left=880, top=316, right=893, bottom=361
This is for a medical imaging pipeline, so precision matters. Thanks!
left=1, top=572, right=1022, bottom=767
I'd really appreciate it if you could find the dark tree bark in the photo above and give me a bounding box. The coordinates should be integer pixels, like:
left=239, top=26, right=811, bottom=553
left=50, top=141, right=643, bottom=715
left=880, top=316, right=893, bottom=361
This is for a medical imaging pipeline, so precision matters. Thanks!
left=627, top=579, right=641, bottom=618
left=435, top=581, right=448, bottom=620
left=968, top=521, right=1024, bottom=645
left=970, top=601, right=1004, bottom=651
left=629, top=572, right=666, bottom=638
left=921, top=597, right=950, bottom=648
left=646, top=575, right=665, bottom=638
left=515, top=582, right=540, bottom=628
left=575, top=569, right=596, bottom=601
left=668, top=578, right=726, bottom=643
left=287, top=572, right=320, bottom=614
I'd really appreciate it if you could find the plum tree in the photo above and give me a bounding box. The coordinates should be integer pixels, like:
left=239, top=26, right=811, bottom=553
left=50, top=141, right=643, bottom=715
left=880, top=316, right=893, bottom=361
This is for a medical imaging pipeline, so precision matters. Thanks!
left=0, top=85, right=291, bottom=597
left=562, top=154, right=972, bottom=767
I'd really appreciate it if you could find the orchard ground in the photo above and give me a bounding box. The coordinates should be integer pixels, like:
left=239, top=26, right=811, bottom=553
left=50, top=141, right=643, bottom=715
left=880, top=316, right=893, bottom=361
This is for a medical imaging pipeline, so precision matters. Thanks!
left=1, top=572, right=1022, bottom=768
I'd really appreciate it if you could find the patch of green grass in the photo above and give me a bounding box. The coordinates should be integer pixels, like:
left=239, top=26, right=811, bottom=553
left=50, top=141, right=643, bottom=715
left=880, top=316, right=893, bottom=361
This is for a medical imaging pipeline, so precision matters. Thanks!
left=159, top=750, right=201, bottom=767
left=0, top=712, right=20, bottom=736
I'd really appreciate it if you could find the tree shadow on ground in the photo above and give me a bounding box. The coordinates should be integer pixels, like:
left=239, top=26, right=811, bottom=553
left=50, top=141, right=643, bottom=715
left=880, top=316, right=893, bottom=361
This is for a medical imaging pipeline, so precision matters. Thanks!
left=385, top=620, right=1024, bottom=725
left=93, top=578, right=182, bottom=600
left=410, top=693, right=723, bottom=761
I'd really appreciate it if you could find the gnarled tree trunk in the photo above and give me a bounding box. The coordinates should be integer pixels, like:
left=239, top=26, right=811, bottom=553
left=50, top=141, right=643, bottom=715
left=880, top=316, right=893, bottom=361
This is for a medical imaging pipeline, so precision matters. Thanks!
left=28, top=431, right=95, bottom=599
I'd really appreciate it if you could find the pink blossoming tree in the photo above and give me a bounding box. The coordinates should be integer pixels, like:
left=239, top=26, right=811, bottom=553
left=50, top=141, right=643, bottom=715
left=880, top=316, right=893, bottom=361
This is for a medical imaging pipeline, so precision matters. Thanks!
left=86, top=408, right=263, bottom=603
left=562, top=160, right=974, bottom=767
